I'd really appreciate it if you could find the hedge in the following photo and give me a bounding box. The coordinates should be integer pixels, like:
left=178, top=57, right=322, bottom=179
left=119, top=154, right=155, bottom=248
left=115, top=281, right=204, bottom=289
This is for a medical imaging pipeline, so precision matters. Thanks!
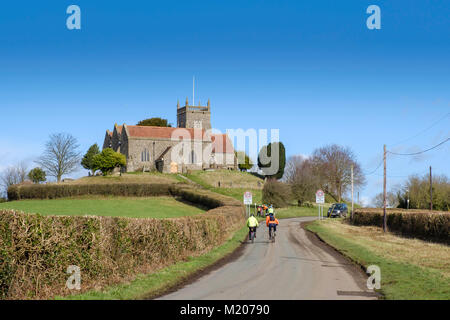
left=7, top=183, right=174, bottom=201
left=169, top=185, right=242, bottom=208
left=0, top=206, right=244, bottom=299
left=352, top=209, right=450, bottom=244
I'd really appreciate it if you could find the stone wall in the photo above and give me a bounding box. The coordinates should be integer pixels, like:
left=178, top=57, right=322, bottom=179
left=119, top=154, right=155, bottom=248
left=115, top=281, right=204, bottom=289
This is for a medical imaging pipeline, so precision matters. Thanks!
left=126, top=138, right=214, bottom=173
left=177, top=106, right=211, bottom=130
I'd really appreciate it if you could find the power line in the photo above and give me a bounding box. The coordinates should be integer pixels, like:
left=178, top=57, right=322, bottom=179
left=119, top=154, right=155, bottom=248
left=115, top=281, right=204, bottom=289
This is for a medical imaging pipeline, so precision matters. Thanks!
left=364, top=159, right=383, bottom=175
left=387, top=137, right=450, bottom=156
left=388, top=112, right=450, bottom=148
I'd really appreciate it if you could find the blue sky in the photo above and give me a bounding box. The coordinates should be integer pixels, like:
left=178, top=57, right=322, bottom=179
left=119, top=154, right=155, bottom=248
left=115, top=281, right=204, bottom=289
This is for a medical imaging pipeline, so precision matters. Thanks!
left=1, top=0, right=449, bottom=204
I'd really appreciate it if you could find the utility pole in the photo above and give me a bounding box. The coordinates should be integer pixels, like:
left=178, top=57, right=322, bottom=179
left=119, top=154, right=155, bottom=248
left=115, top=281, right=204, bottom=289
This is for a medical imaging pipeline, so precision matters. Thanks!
left=406, top=189, right=409, bottom=210
left=383, top=144, right=387, bottom=232
left=430, top=166, right=433, bottom=211
left=351, top=164, right=354, bottom=220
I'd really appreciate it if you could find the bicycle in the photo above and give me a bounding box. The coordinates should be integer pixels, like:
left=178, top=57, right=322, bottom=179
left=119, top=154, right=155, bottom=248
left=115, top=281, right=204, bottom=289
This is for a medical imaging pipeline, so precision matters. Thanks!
left=249, top=227, right=256, bottom=243
left=269, top=227, right=276, bottom=243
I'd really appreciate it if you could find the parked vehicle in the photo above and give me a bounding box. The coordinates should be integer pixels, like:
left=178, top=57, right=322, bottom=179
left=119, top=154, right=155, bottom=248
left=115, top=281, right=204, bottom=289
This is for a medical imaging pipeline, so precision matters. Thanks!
left=327, top=203, right=348, bottom=218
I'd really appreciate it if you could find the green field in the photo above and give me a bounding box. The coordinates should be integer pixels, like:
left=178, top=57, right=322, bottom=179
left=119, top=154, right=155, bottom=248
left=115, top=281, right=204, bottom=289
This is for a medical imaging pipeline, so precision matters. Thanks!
left=0, top=196, right=205, bottom=218
left=307, top=219, right=450, bottom=299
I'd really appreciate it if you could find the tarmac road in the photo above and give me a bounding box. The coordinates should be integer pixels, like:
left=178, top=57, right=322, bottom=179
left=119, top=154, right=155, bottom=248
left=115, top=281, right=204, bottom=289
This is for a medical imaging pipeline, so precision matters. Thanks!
left=159, top=217, right=377, bottom=300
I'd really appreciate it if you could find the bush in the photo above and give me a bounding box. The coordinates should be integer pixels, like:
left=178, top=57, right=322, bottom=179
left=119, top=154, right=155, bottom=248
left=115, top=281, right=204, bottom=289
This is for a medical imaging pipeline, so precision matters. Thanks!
left=302, top=201, right=314, bottom=208
left=28, top=167, right=46, bottom=184
left=0, top=198, right=6, bottom=203
left=352, top=209, right=450, bottom=244
left=92, top=148, right=126, bottom=175
left=262, top=180, right=292, bottom=208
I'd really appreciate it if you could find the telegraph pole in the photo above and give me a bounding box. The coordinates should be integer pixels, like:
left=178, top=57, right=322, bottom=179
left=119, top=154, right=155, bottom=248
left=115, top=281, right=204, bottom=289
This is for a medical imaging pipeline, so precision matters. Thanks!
left=430, top=166, right=433, bottom=211
left=383, top=144, right=387, bottom=232
left=351, top=164, right=354, bottom=220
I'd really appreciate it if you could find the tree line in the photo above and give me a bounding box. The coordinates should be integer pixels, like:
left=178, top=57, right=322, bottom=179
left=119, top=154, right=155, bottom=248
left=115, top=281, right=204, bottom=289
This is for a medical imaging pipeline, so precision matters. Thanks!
left=372, top=173, right=450, bottom=211
left=0, top=133, right=125, bottom=199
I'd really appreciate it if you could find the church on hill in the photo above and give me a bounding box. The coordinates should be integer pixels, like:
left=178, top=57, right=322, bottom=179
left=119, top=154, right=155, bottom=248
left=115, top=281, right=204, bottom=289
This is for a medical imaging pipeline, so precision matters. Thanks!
left=103, top=99, right=237, bottom=173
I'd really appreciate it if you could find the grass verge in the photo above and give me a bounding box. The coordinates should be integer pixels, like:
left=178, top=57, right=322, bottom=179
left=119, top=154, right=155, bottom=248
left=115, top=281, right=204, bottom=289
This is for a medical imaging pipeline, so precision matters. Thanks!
left=276, top=205, right=329, bottom=219
left=306, top=219, right=450, bottom=300
left=58, top=225, right=248, bottom=300
left=0, top=196, right=205, bottom=218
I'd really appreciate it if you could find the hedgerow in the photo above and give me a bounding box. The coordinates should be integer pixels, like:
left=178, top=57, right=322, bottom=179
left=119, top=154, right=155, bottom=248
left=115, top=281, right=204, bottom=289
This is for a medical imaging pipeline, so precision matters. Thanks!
left=0, top=205, right=244, bottom=299
left=7, top=183, right=173, bottom=200
left=352, top=209, right=449, bottom=244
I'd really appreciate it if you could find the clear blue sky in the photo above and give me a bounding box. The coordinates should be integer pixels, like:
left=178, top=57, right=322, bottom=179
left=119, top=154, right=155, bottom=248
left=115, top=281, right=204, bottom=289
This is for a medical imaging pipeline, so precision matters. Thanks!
left=1, top=0, right=449, bottom=204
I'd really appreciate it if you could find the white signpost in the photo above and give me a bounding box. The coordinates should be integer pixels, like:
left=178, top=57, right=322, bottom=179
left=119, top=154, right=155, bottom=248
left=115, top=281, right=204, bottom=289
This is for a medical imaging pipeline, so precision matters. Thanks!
left=316, top=189, right=325, bottom=220
left=244, top=191, right=253, bottom=217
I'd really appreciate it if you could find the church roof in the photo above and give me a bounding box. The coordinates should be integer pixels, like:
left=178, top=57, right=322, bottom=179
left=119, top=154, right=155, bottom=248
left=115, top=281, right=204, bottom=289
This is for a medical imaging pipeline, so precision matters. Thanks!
left=125, top=125, right=206, bottom=140
left=114, top=124, right=123, bottom=134
left=211, top=134, right=235, bottom=154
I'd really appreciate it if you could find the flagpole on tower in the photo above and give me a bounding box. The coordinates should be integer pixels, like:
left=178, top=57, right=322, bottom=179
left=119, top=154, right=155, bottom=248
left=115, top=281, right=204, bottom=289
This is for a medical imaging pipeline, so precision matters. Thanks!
left=193, top=76, right=195, bottom=107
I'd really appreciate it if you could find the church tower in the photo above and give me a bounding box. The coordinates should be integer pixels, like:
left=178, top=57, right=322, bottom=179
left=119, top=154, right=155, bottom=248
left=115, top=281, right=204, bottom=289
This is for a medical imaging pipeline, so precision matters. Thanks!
left=177, top=98, right=211, bottom=130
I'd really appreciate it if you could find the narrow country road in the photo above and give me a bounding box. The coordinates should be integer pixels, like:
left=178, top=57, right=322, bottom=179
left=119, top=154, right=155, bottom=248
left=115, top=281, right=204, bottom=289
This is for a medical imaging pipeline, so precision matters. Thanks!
left=158, top=217, right=377, bottom=300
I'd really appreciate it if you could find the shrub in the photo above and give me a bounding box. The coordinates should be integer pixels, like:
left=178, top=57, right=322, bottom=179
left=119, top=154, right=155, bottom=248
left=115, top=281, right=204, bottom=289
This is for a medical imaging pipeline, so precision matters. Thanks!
left=262, top=180, right=292, bottom=208
left=302, top=201, right=314, bottom=208
left=28, top=167, right=46, bottom=184
left=352, top=209, right=449, bottom=244
left=92, top=148, right=126, bottom=175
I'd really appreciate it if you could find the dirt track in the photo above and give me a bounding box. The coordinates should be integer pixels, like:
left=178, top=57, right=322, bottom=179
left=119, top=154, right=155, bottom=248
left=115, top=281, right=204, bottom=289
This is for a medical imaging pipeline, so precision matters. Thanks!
left=158, top=217, right=377, bottom=300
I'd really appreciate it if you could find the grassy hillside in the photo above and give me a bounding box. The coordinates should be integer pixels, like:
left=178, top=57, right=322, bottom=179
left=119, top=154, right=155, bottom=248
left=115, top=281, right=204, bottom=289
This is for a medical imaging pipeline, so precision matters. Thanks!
left=0, top=196, right=205, bottom=218
left=307, top=219, right=450, bottom=299
left=184, top=170, right=264, bottom=203
left=68, top=172, right=182, bottom=185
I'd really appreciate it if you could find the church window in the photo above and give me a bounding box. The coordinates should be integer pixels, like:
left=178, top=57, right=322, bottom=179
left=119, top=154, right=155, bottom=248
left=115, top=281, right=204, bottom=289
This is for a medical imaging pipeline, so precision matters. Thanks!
left=141, top=149, right=150, bottom=162
left=190, top=150, right=197, bottom=164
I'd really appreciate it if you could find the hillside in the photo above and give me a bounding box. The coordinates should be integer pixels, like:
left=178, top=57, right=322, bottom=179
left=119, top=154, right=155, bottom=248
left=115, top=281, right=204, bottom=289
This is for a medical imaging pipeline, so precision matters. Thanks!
left=66, top=172, right=182, bottom=185
left=184, top=170, right=264, bottom=203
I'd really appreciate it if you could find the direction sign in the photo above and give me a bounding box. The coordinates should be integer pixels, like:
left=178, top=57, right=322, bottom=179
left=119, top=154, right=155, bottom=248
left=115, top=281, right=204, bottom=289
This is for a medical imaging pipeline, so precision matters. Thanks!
left=316, top=189, right=325, bottom=204
left=244, top=191, right=253, bottom=205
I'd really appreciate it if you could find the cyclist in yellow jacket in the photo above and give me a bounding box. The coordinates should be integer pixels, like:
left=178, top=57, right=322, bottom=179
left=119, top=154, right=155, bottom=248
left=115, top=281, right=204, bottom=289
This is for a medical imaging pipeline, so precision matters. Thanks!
left=246, top=213, right=259, bottom=240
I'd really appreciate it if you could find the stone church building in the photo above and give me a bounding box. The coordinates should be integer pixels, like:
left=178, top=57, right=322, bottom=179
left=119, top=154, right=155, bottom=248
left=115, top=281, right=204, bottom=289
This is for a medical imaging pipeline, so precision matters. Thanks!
left=102, top=99, right=237, bottom=173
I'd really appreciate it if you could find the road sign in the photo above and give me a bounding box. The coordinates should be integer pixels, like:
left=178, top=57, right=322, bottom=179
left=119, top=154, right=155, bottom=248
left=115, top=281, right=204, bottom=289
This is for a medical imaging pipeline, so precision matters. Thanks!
left=244, top=191, right=253, bottom=205
left=316, top=189, right=325, bottom=204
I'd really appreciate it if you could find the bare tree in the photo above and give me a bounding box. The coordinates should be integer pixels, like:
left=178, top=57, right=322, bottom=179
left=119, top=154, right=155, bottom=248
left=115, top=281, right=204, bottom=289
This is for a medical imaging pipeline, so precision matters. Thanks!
left=0, top=162, right=28, bottom=194
left=285, top=155, right=321, bottom=205
left=372, top=192, right=399, bottom=208
left=36, top=133, right=81, bottom=182
left=311, top=144, right=366, bottom=202
left=283, top=155, right=305, bottom=182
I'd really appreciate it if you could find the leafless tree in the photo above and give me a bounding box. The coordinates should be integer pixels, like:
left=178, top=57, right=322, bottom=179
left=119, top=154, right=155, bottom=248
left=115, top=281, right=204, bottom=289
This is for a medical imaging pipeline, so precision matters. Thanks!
left=36, top=133, right=81, bottom=182
left=0, top=162, right=28, bottom=195
left=311, top=144, right=366, bottom=202
left=372, top=191, right=399, bottom=208
left=283, top=155, right=305, bottom=183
